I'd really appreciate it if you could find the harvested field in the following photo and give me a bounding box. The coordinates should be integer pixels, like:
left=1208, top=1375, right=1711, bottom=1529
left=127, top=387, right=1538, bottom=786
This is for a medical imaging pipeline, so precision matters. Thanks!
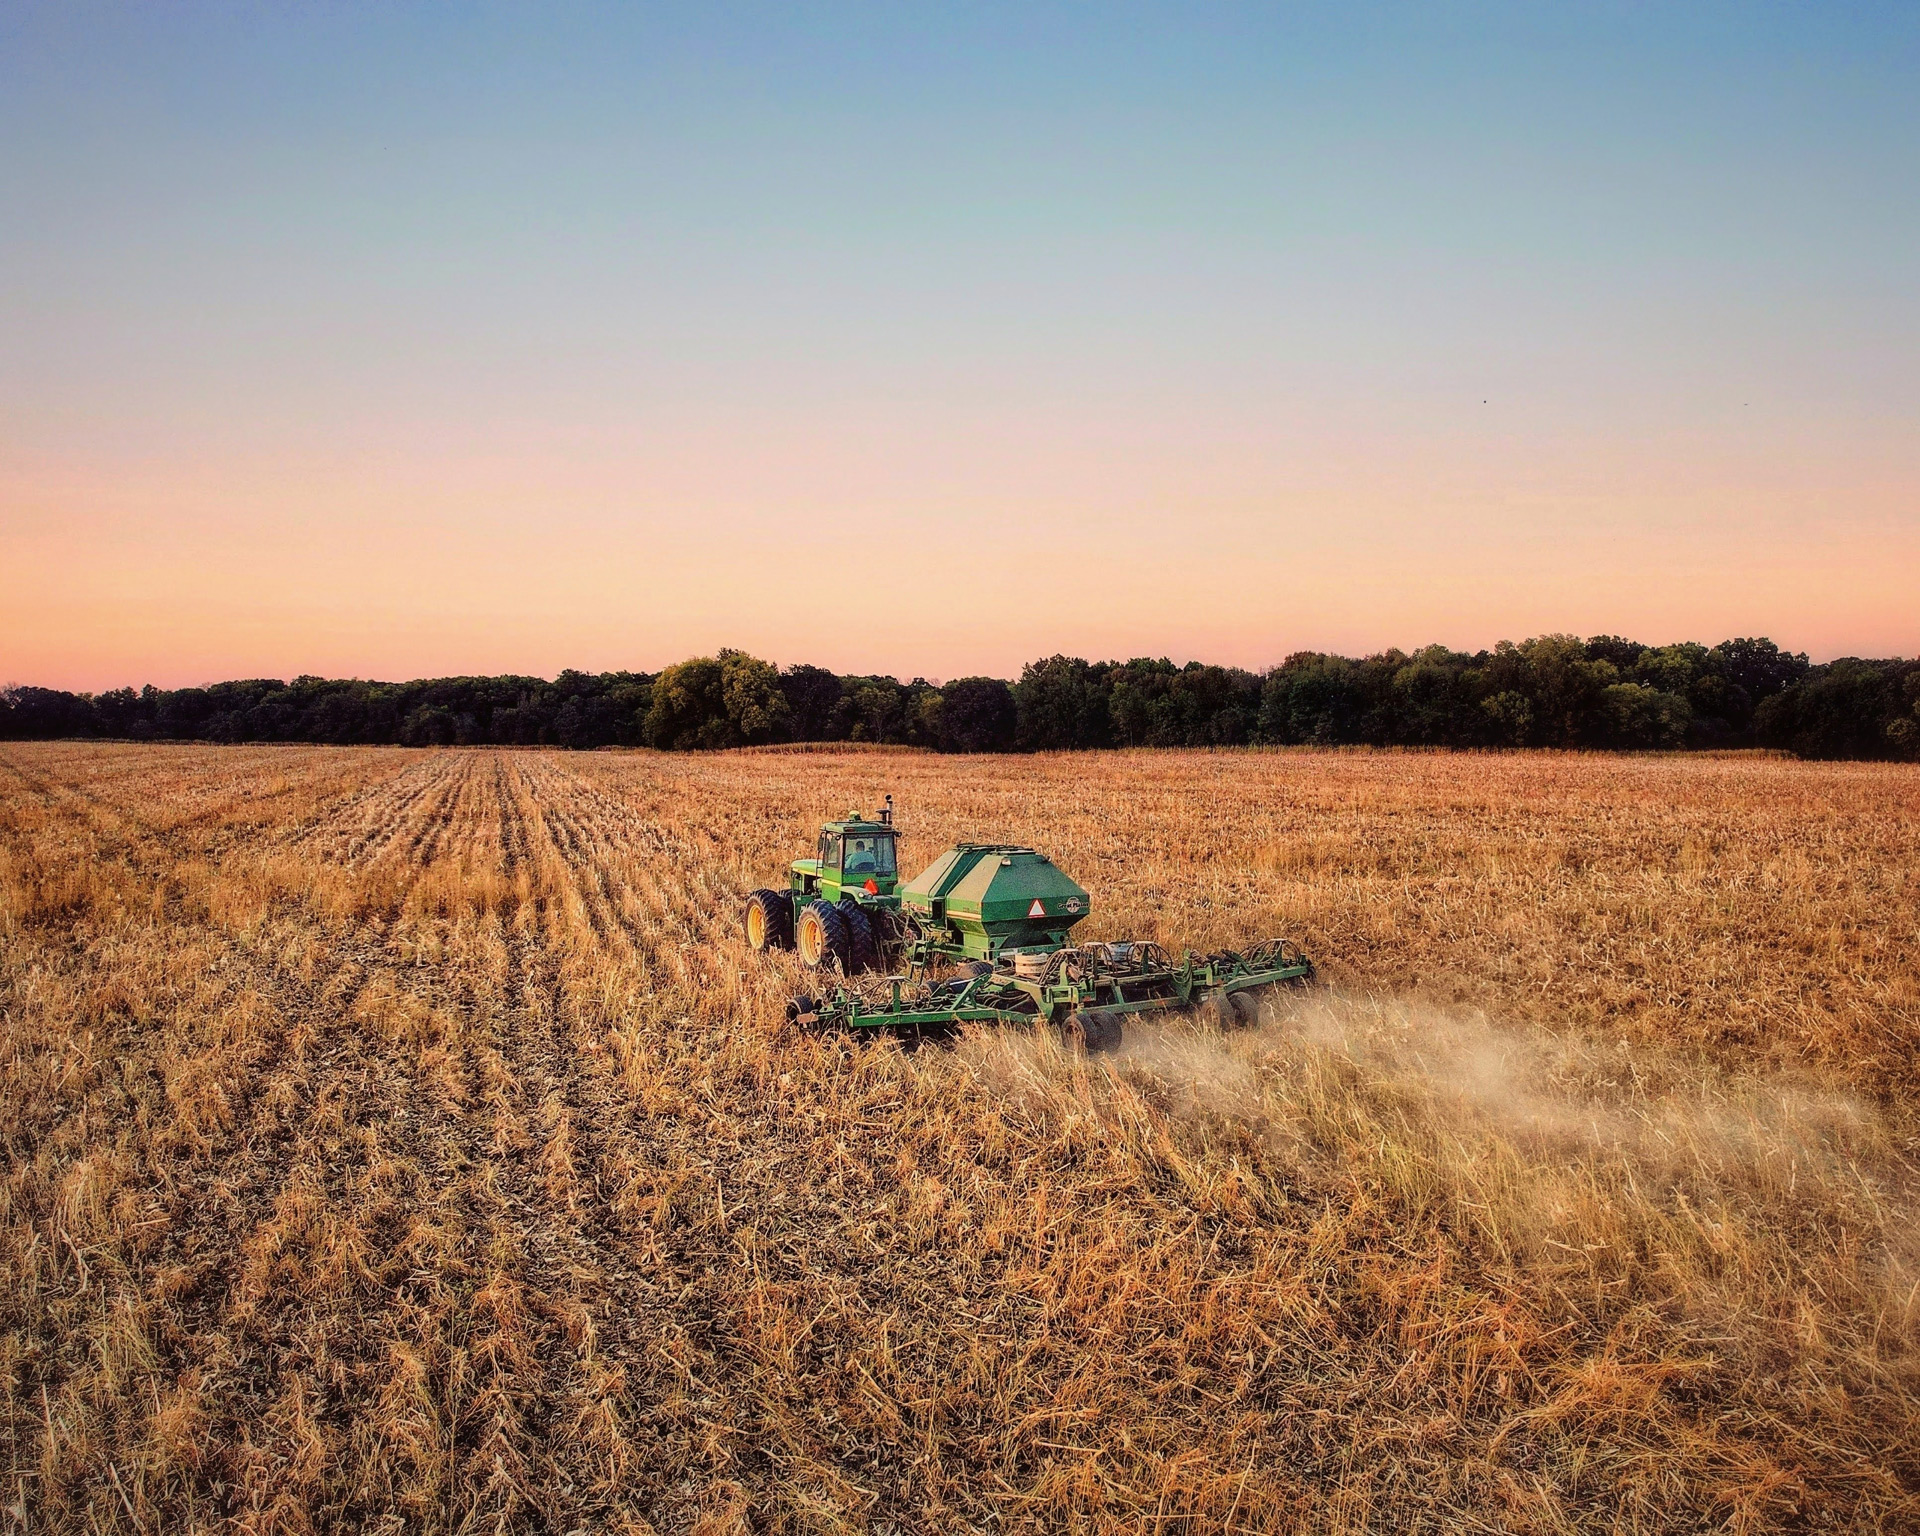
left=2, top=741, right=1918, bottom=1532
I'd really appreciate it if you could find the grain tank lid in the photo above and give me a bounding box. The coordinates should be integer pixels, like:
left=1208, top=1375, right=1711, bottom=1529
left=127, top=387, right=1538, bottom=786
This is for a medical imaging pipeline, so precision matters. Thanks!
left=900, top=844, right=969, bottom=907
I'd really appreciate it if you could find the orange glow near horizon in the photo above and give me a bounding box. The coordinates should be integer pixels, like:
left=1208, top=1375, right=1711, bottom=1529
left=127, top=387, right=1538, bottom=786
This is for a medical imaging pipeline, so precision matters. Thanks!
left=6, top=401, right=1915, bottom=692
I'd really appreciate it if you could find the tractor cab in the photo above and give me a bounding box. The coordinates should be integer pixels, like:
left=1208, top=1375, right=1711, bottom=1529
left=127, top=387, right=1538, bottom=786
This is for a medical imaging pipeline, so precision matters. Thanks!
left=791, top=802, right=901, bottom=908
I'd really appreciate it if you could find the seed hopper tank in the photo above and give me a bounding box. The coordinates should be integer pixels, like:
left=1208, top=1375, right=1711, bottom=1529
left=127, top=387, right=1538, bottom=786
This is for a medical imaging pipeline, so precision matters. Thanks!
left=896, top=844, right=1089, bottom=964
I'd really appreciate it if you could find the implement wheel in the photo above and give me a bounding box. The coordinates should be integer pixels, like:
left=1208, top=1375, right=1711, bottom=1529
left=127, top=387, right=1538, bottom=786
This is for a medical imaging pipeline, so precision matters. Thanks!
left=796, top=898, right=852, bottom=971
left=745, top=889, right=793, bottom=952
left=1062, top=1009, right=1123, bottom=1054
left=838, top=899, right=880, bottom=974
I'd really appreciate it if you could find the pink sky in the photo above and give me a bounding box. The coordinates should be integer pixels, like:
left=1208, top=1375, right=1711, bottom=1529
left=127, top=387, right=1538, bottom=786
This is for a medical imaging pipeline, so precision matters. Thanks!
left=7, top=398, right=1913, bottom=690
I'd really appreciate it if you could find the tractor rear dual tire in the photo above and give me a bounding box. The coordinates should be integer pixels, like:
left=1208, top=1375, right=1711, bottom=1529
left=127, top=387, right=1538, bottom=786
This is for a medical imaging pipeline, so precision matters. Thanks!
left=745, top=889, right=794, bottom=952
left=796, top=898, right=853, bottom=971
left=792, top=897, right=884, bottom=975
left=838, top=899, right=882, bottom=974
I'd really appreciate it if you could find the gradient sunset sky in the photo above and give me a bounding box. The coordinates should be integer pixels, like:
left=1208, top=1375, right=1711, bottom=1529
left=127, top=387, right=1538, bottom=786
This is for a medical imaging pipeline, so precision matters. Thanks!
left=4, top=3, right=1916, bottom=691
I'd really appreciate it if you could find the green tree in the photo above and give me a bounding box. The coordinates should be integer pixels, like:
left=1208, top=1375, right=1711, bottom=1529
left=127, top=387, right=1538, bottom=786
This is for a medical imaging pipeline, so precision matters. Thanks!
left=779, top=664, right=844, bottom=740
left=643, top=651, right=788, bottom=748
left=842, top=678, right=907, bottom=743
left=1013, top=655, right=1110, bottom=749
left=938, top=677, right=1017, bottom=752
left=1596, top=683, right=1691, bottom=748
left=1631, top=642, right=1709, bottom=698
left=1390, top=646, right=1481, bottom=745
left=718, top=650, right=790, bottom=743
left=644, top=656, right=731, bottom=749
left=1480, top=691, right=1534, bottom=746
left=1257, top=654, right=1364, bottom=745
left=1514, top=635, right=1616, bottom=746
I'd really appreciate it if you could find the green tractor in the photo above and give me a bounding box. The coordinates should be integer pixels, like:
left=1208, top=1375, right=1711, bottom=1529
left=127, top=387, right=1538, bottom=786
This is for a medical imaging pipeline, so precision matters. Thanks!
left=742, top=798, right=904, bottom=973
left=745, top=798, right=1315, bottom=1050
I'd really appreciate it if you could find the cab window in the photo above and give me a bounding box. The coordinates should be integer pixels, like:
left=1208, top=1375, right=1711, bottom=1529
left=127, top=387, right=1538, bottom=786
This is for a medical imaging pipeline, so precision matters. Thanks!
left=842, top=833, right=896, bottom=877
left=819, top=834, right=842, bottom=871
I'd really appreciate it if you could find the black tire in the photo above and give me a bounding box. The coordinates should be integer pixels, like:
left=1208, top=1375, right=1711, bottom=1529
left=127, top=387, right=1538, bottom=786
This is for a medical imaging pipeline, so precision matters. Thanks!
left=1062, top=1009, right=1123, bottom=1054
left=838, top=899, right=881, bottom=974
left=959, top=960, right=993, bottom=978
left=1192, top=992, right=1227, bottom=1031
left=745, top=889, right=793, bottom=952
left=796, top=898, right=852, bottom=971
left=785, top=994, right=819, bottom=1026
left=1226, top=988, right=1262, bottom=1027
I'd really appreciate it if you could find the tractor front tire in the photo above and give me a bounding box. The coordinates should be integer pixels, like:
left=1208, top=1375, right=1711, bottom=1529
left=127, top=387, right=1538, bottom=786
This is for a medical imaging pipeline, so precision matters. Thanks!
left=745, top=889, right=793, bottom=952
left=838, top=899, right=881, bottom=974
left=796, top=898, right=853, bottom=971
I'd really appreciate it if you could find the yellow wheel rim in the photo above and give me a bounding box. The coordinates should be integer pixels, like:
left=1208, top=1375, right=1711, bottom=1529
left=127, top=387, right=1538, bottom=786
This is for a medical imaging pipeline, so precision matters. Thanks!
left=747, top=905, right=765, bottom=947
left=798, top=913, right=821, bottom=965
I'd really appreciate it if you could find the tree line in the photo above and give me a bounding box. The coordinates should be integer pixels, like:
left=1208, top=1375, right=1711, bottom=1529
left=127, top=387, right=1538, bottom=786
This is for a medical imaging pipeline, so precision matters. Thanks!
left=3, top=635, right=1916, bottom=759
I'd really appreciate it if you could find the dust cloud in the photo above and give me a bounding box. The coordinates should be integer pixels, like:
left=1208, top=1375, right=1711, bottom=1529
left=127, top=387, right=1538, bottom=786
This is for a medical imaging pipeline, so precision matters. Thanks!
left=1119, top=986, right=1886, bottom=1172
left=1076, top=988, right=1919, bottom=1314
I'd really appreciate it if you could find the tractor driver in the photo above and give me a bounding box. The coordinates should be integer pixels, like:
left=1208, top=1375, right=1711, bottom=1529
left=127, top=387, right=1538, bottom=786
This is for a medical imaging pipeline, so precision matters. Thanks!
left=842, top=833, right=897, bottom=878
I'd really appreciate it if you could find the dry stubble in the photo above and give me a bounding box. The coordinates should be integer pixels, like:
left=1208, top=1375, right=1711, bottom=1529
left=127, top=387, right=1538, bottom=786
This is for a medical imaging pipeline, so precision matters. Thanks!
left=1, top=741, right=1916, bottom=1532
